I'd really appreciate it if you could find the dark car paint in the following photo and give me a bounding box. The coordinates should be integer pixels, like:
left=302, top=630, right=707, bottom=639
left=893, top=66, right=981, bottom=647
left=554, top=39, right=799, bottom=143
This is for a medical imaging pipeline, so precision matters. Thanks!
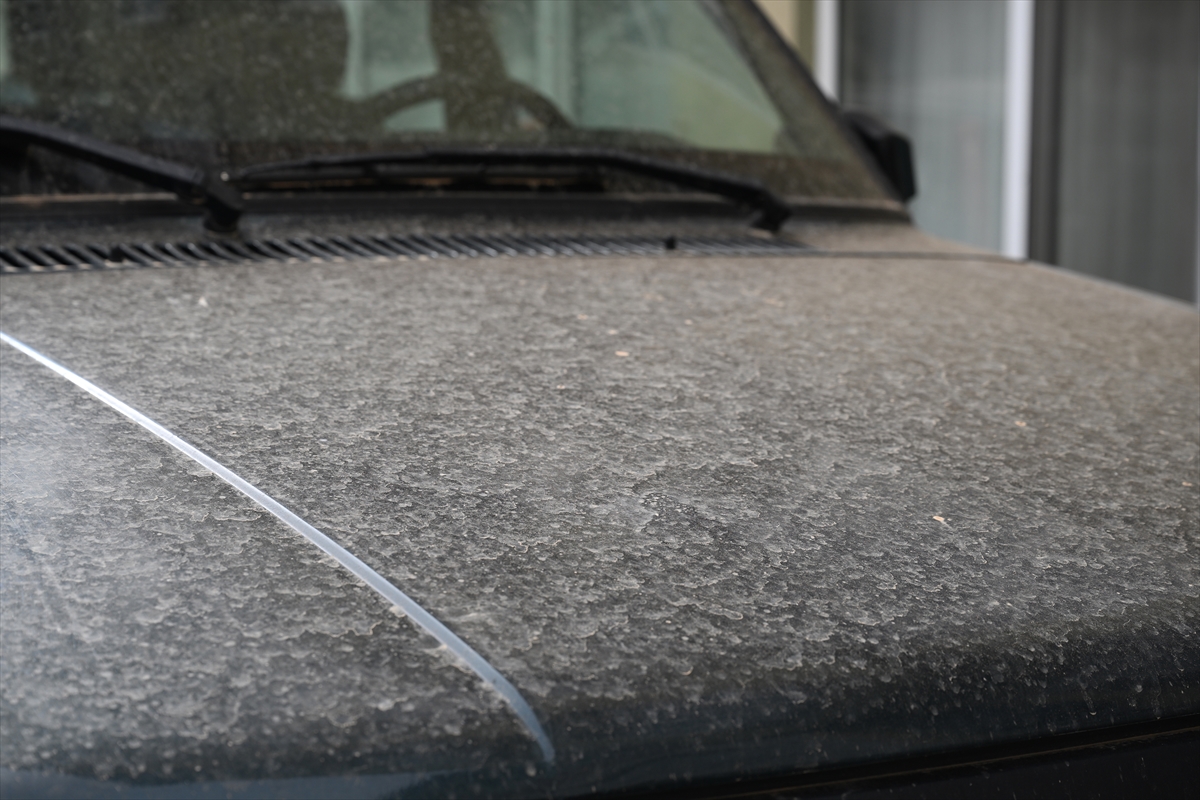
left=1, top=209, right=1197, bottom=795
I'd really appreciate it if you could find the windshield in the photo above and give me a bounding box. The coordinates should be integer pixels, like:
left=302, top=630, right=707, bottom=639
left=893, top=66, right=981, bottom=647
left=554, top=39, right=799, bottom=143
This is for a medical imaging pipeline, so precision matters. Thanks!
left=0, top=0, right=884, bottom=200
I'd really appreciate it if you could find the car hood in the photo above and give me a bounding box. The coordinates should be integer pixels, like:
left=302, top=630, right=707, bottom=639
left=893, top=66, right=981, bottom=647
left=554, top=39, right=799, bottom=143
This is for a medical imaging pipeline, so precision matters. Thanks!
left=2, top=248, right=1198, bottom=796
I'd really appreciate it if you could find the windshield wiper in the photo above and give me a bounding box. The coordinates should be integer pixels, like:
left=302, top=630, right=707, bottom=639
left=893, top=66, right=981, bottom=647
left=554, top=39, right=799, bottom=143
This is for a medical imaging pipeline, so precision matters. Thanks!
left=0, top=116, right=243, bottom=232
left=233, top=147, right=792, bottom=232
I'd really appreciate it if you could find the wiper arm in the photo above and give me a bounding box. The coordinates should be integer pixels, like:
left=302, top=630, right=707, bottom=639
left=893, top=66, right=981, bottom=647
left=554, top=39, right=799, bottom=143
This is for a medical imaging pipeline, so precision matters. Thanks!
left=0, top=115, right=243, bottom=232
left=234, top=147, right=791, bottom=232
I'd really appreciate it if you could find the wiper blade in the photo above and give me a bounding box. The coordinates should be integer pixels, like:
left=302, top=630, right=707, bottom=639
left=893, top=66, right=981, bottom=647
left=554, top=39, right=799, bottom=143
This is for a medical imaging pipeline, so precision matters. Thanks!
left=234, top=147, right=791, bottom=232
left=0, top=116, right=243, bottom=232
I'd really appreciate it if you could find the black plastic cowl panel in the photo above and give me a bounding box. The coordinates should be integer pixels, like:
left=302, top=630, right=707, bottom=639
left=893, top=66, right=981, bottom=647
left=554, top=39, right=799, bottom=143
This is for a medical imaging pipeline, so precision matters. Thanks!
left=0, top=232, right=810, bottom=273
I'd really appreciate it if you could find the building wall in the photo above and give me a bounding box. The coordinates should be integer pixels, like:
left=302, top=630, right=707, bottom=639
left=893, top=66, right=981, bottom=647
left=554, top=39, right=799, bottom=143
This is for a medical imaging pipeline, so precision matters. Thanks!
left=1048, top=0, right=1198, bottom=302
left=757, top=0, right=1200, bottom=304
left=756, top=0, right=815, bottom=68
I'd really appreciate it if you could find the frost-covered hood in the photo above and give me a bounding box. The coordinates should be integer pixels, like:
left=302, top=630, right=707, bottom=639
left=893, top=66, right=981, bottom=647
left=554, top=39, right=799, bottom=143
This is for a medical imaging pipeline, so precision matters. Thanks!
left=2, top=247, right=1198, bottom=797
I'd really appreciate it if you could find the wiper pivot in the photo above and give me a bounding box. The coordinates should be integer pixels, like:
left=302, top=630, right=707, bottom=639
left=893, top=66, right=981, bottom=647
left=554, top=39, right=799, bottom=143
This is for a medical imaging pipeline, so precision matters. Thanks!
left=235, top=147, right=791, bottom=232
left=0, top=116, right=243, bottom=232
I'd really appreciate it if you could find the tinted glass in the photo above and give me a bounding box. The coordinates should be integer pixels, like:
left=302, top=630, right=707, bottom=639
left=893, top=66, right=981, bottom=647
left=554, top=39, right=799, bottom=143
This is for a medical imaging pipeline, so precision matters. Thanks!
left=0, top=0, right=884, bottom=199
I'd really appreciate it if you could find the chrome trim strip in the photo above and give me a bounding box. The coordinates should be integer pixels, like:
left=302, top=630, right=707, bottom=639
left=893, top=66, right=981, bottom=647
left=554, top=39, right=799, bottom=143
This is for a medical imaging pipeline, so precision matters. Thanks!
left=0, top=331, right=555, bottom=764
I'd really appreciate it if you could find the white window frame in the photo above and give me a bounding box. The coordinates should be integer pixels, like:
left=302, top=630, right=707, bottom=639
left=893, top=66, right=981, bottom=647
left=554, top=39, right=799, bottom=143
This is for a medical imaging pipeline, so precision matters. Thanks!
left=1003, top=0, right=1035, bottom=260
left=813, top=0, right=839, bottom=100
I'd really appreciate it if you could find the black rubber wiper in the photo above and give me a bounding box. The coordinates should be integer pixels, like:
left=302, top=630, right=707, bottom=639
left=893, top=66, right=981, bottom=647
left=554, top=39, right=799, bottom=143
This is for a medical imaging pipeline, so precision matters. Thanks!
left=0, top=115, right=243, bottom=232
left=233, top=147, right=792, bottom=232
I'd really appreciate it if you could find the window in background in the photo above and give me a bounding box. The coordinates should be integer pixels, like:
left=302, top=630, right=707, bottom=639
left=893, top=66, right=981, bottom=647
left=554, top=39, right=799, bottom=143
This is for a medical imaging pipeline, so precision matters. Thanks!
left=777, top=0, right=1198, bottom=303
left=839, top=0, right=1008, bottom=253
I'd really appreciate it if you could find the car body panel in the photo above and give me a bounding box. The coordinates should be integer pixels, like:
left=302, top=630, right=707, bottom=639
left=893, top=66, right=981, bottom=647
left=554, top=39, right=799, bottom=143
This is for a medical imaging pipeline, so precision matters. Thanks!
left=0, top=345, right=532, bottom=782
left=2, top=240, right=1196, bottom=795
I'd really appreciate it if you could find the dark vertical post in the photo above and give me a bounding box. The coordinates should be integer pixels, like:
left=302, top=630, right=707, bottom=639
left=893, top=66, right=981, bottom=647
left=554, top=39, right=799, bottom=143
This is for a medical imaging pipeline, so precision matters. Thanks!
left=1028, top=0, right=1063, bottom=265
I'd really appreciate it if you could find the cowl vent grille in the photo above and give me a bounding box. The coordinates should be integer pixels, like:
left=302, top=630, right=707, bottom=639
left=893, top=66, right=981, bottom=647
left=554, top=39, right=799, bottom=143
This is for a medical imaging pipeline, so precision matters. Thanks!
left=0, top=233, right=810, bottom=273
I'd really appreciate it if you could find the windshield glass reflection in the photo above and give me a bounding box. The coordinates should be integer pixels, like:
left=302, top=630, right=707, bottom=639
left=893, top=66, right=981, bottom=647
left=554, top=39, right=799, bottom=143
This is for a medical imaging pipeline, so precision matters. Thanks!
left=0, top=0, right=882, bottom=198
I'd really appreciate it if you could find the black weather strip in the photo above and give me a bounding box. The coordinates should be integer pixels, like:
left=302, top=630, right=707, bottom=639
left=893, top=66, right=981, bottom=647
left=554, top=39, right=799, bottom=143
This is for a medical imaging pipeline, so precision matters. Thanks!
left=0, top=331, right=555, bottom=764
